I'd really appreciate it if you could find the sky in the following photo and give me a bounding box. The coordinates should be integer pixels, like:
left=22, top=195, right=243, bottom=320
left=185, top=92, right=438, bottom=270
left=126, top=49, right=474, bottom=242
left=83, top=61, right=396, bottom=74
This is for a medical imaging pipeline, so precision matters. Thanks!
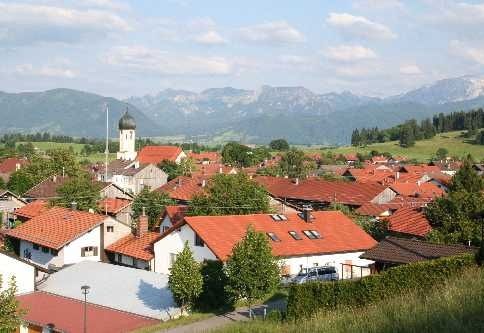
left=2, top=0, right=484, bottom=98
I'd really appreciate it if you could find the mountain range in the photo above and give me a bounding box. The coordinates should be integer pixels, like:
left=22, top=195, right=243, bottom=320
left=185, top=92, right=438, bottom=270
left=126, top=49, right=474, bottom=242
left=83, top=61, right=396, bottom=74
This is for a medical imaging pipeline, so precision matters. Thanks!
left=2, top=75, right=484, bottom=144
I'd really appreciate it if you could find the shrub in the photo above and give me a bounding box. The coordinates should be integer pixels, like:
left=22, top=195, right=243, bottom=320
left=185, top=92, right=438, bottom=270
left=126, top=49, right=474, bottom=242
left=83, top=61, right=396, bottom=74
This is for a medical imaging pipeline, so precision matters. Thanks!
left=286, top=254, right=476, bottom=320
left=196, top=260, right=233, bottom=311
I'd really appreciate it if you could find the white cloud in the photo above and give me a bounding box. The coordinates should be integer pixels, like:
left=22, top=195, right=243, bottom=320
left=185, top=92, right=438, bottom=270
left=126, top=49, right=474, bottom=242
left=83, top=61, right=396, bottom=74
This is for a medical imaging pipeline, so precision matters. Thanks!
left=279, top=55, right=309, bottom=65
left=450, top=40, right=484, bottom=65
left=353, top=0, right=404, bottom=11
left=103, top=45, right=233, bottom=75
left=0, top=2, right=131, bottom=45
left=15, top=63, right=78, bottom=78
left=77, top=0, right=130, bottom=11
left=324, top=45, right=378, bottom=62
left=399, top=64, right=423, bottom=75
left=194, top=31, right=226, bottom=45
left=238, top=21, right=305, bottom=44
left=434, top=2, right=484, bottom=26
left=326, top=12, right=396, bottom=40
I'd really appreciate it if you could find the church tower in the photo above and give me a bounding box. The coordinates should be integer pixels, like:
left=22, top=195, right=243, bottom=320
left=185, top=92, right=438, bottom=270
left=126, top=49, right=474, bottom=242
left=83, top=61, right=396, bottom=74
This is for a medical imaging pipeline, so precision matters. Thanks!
left=117, top=109, right=137, bottom=161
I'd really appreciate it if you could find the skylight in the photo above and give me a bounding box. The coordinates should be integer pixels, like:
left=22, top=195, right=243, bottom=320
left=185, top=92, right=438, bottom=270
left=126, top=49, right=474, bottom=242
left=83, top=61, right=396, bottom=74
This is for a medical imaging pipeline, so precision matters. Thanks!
left=267, top=232, right=281, bottom=242
left=303, top=230, right=321, bottom=239
left=288, top=231, right=302, bottom=240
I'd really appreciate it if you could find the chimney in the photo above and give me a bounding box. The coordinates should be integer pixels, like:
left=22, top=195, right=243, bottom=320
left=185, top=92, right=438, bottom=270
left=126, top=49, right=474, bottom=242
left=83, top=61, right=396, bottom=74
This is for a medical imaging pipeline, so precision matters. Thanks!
left=302, top=205, right=313, bottom=223
left=15, top=163, right=20, bottom=171
left=177, top=178, right=183, bottom=186
left=136, top=207, right=149, bottom=238
left=417, top=180, right=421, bottom=187
left=201, top=179, right=206, bottom=187
left=396, top=171, right=400, bottom=180
left=70, top=201, right=77, bottom=211
left=219, top=166, right=223, bottom=174
left=53, top=175, right=57, bottom=182
left=294, top=178, right=299, bottom=185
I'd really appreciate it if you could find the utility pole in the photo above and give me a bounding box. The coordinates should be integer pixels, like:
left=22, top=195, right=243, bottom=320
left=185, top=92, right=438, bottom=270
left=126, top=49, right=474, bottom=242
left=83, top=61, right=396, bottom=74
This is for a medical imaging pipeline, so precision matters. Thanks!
left=104, top=103, right=109, bottom=182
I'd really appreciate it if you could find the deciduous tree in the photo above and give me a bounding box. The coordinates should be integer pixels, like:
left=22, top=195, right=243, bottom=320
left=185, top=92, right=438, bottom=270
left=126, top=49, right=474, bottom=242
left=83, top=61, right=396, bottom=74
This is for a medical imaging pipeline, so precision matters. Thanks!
left=132, top=188, right=175, bottom=228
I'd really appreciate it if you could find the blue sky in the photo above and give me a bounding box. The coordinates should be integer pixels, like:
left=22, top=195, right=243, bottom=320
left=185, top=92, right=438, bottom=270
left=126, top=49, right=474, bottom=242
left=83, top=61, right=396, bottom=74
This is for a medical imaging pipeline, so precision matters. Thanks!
left=2, top=0, right=484, bottom=98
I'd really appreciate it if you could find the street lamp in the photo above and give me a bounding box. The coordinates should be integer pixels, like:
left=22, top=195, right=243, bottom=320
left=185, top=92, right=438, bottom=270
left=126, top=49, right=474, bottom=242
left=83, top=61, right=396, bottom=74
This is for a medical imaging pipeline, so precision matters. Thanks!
left=81, top=285, right=90, bottom=333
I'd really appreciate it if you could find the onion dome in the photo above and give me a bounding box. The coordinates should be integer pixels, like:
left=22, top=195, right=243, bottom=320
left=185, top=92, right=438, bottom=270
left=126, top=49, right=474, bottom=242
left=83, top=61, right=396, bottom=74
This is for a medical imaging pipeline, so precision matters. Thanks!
left=118, top=109, right=136, bottom=130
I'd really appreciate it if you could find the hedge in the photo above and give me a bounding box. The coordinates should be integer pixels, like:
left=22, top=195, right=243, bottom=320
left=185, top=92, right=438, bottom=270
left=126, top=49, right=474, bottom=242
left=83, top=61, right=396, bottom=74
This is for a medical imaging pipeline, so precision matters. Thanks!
left=286, top=254, right=476, bottom=320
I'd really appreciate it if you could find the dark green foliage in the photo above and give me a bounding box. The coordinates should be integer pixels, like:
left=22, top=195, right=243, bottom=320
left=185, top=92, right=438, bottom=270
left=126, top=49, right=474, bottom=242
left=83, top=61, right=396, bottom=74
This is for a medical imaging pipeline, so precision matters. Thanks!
left=476, top=130, right=484, bottom=145
left=221, top=142, right=254, bottom=167
left=399, top=122, right=416, bottom=147
left=269, top=139, right=289, bottom=151
left=196, top=260, right=233, bottom=311
left=158, top=159, right=182, bottom=181
left=132, top=188, right=175, bottom=228
left=188, top=173, right=269, bottom=216
left=286, top=254, right=476, bottom=320
left=52, top=172, right=101, bottom=211
left=0, top=275, right=24, bottom=332
left=435, top=147, right=449, bottom=160
left=449, top=157, right=483, bottom=193
left=225, top=226, right=280, bottom=314
left=279, top=148, right=316, bottom=179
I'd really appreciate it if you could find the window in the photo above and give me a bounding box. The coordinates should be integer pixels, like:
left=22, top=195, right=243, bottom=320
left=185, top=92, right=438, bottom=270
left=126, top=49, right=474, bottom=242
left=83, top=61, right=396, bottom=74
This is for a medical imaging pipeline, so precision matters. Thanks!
left=288, top=231, right=302, bottom=240
left=107, top=226, right=114, bottom=232
left=117, top=253, right=122, bottom=262
left=267, top=232, right=281, bottom=242
left=195, top=234, right=205, bottom=247
left=310, top=230, right=322, bottom=239
left=81, top=246, right=98, bottom=257
left=303, top=230, right=321, bottom=239
left=50, top=249, right=58, bottom=256
left=41, top=246, right=49, bottom=253
left=169, top=253, right=177, bottom=265
left=33, top=243, right=39, bottom=250
left=162, top=226, right=170, bottom=233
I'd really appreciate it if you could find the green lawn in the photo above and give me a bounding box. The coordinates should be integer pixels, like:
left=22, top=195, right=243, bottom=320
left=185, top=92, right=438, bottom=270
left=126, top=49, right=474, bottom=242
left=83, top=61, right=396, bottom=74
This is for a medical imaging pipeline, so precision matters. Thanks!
left=132, top=312, right=215, bottom=333
left=17, top=141, right=116, bottom=163
left=213, top=267, right=484, bottom=333
left=311, top=131, right=484, bottom=162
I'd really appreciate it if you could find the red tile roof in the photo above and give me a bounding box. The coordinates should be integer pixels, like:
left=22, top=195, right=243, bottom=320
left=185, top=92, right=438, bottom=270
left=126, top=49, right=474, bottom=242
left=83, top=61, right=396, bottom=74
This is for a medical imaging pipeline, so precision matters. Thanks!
left=371, top=155, right=388, bottom=163
left=164, top=205, right=188, bottom=225
left=98, top=197, right=132, bottom=214
left=183, top=211, right=377, bottom=261
left=343, top=153, right=358, bottom=161
left=356, top=203, right=400, bottom=217
left=105, top=232, right=160, bottom=261
left=192, top=163, right=237, bottom=177
left=7, top=207, right=107, bottom=249
left=138, top=146, right=183, bottom=164
left=401, top=165, right=441, bottom=174
left=386, top=207, right=432, bottom=237
left=255, top=176, right=388, bottom=206
left=14, top=200, right=49, bottom=220
left=156, top=176, right=206, bottom=201
left=17, top=292, right=156, bottom=333
left=188, top=151, right=221, bottom=162
left=0, top=157, right=28, bottom=174
left=24, top=175, right=69, bottom=199
left=390, top=182, right=444, bottom=198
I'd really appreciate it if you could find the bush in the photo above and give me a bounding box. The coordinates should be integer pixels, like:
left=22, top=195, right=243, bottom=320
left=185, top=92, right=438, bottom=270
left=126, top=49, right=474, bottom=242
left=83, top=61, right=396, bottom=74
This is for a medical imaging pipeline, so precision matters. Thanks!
left=196, top=260, right=233, bottom=311
left=286, top=254, right=476, bottom=320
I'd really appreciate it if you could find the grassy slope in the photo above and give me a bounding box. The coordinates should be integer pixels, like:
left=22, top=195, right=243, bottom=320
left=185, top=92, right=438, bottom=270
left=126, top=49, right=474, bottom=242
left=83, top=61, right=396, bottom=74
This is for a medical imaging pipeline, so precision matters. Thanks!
left=213, top=267, right=484, bottom=333
left=309, top=130, right=484, bottom=162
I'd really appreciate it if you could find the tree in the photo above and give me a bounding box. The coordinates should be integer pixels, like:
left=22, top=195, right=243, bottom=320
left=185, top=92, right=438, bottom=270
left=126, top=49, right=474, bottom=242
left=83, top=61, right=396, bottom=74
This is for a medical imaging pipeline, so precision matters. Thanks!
left=435, top=148, right=449, bottom=160
left=351, top=129, right=360, bottom=146
left=52, top=173, right=101, bottom=211
left=0, top=275, right=24, bottom=332
left=188, top=174, right=269, bottom=216
left=158, top=160, right=181, bottom=181
left=449, top=157, right=483, bottom=193
left=278, top=148, right=315, bottom=179
left=179, top=157, right=195, bottom=177
left=221, top=142, right=253, bottom=167
left=399, top=124, right=415, bottom=147
left=132, top=188, right=175, bottom=228
left=269, top=139, right=289, bottom=151
left=224, top=226, right=280, bottom=317
left=168, top=242, right=203, bottom=315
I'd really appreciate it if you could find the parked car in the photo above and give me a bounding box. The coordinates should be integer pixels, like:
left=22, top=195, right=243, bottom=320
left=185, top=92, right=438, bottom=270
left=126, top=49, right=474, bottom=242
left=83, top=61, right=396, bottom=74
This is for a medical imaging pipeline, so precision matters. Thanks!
left=292, top=266, right=338, bottom=284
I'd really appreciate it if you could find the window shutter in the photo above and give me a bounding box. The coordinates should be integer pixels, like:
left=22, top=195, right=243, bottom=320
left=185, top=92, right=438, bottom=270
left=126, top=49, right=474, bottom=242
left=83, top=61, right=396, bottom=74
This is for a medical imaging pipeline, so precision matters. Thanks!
left=93, top=247, right=98, bottom=256
left=81, top=248, right=85, bottom=257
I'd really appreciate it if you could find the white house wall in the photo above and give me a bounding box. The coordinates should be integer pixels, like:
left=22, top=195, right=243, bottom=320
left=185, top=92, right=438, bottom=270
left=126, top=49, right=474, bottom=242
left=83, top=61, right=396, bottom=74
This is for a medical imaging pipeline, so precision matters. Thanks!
left=103, top=217, right=132, bottom=248
left=0, top=252, right=35, bottom=294
left=19, top=241, right=64, bottom=269
left=154, top=224, right=217, bottom=274
left=63, top=226, right=101, bottom=265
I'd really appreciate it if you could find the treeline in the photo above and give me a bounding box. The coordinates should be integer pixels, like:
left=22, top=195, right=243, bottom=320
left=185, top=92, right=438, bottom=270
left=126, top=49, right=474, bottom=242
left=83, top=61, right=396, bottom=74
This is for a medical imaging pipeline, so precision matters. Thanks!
left=351, top=108, right=484, bottom=147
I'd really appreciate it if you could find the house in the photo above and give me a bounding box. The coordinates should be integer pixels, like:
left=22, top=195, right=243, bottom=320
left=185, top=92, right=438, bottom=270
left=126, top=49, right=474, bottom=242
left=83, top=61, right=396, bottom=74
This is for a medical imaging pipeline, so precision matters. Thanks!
left=98, top=197, right=133, bottom=226
left=105, top=214, right=159, bottom=270
left=356, top=202, right=401, bottom=219
left=38, top=261, right=181, bottom=320
left=99, top=159, right=168, bottom=195
left=343, top=153, right=358, bottom=165
left=153, top=210, right=377, bottom=277
left=360, top=236, right=476, bottom=271
left=429, top=160, right=462, bottom=176
left=255, top=176, right=396, bottom=210
left=138, top=145, right=187, bottom=165
left=159, top=205, right=188, bottom=233
left=0, top=250, right=49, bottom=294
left=17, top=291, right=158, bottom=333
left=192, top=163, right=238, bottom=177
left=156, top=175, right=207, bottom=204
left=0, top=189, right=26, bottom=227
left=6, top=206, right=131, bottom=269
left=385, top=207, right=432, bottom=237
left=389, top=181, right=445, bottom=199
left=0, top=157, right=28, bottom=182
left=14, top=200, right=48, bottom=222
left=371, top=155, right=388, bottom=164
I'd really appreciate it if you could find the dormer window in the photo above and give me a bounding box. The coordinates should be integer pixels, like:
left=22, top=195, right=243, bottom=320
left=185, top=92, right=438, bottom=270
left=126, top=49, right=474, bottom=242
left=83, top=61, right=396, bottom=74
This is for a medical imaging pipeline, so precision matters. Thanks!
left=303, top=230, right=321, bottom=239
left=267, top=232, right=281, bottom=242
left=288, top=231, right=302, bottom=240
